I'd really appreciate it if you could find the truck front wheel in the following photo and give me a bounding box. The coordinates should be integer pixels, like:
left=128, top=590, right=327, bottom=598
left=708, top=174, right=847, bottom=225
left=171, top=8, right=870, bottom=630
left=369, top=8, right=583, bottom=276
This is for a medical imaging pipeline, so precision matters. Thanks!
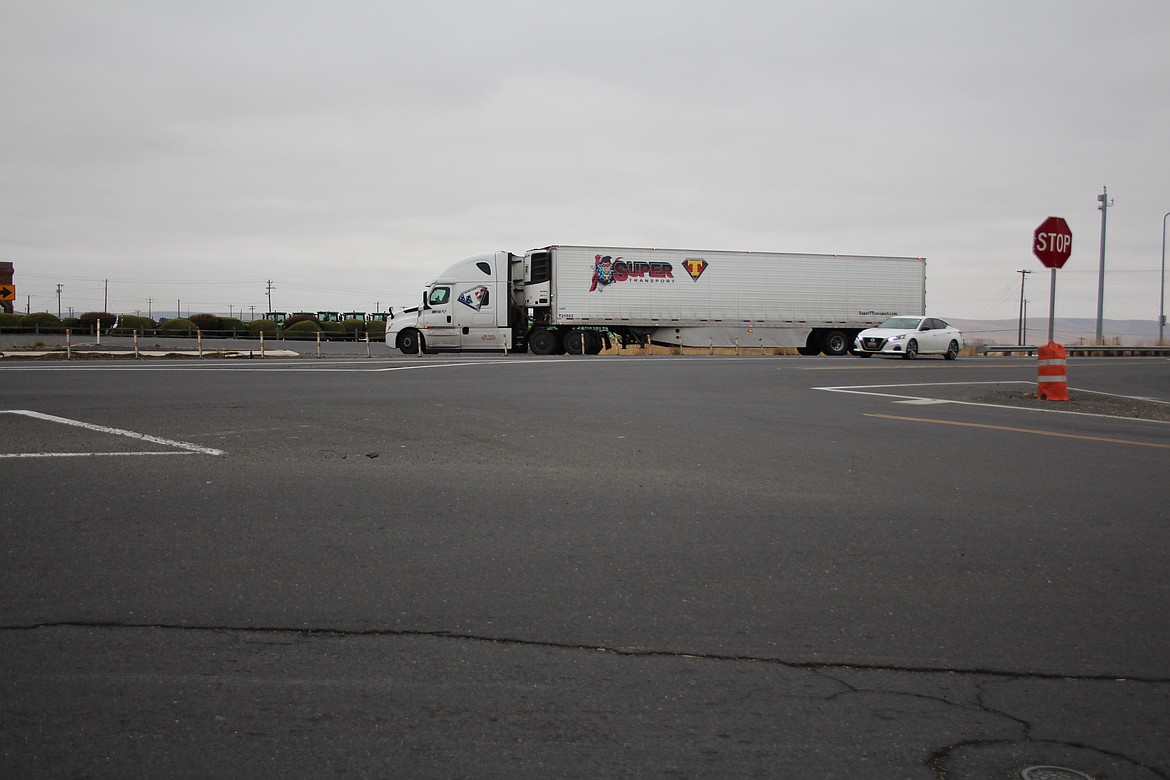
left=397, top=329, right=424, bottom=355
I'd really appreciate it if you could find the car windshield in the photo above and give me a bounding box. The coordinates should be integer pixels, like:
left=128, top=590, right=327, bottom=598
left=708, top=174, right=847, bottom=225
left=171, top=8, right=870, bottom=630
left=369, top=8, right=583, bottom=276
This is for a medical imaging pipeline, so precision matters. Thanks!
left=878, top=317, right=923, bottom=329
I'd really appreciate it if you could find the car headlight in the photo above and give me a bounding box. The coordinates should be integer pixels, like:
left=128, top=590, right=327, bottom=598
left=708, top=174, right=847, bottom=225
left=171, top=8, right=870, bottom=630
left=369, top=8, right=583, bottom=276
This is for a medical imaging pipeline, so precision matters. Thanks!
left=887, top=334, right=905, bottom=342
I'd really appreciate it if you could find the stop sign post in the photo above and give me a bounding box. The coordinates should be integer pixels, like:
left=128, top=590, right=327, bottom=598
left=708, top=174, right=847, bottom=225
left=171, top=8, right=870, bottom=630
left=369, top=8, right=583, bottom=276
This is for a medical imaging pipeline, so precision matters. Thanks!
left=1033, top=216, right=1072, bottom=343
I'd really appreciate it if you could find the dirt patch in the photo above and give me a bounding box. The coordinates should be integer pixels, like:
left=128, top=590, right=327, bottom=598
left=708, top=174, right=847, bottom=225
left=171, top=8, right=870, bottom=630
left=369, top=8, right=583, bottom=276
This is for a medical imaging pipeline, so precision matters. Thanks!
left=974, top=389, right=1170, bottom=422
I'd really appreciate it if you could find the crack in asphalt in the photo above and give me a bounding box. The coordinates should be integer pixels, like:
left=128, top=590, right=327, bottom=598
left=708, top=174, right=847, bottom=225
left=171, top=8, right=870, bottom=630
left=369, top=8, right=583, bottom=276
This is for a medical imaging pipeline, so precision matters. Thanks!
left=928, top=738, right=1170, bottom=780
left=7, top=621, right=1168, bottom=779
left=6, top=620, right=1170, bottom=684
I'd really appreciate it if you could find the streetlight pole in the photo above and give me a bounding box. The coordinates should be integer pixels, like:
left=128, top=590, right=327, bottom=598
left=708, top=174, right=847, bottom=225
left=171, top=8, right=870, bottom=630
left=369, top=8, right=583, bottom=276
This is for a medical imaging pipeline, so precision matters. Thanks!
left=1017, top=269, right=1032, bottom=345
left=1161, top=210, right=1169, bottom=345
left=1095, top=186, right=1113, bottom=344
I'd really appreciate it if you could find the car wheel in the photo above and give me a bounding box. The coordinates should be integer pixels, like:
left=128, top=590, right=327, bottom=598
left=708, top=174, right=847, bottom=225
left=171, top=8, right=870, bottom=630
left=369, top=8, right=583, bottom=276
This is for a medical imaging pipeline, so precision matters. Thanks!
left=397, top=328, right=423, bottom=355
left=903, top=339, right=918, bottom=360
left=945, top=340, right=959, bottom=360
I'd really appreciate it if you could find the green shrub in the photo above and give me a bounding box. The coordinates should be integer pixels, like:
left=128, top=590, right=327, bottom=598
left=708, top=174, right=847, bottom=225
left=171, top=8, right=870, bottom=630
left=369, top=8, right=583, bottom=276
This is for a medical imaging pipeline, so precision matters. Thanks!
left=364, top=320, right=386, bottom=340
left=80, top=312, right=117, bottom=331
left=285, top=313, right=319, bottom=329
left=111, top=314, right=157, bottom=335
left=341, top=318, right=366, bottom=336
left=0, top=312, right=21, bottom=328
left=188, top=313, right=221, bottom=332
left=21, top=312, right=64, bottom=331
left=61, top=317, right=82, bottom=330
left=320, top=321, right=346, bottom=339
left=247, top=319, right=280, bottom=337
left=159, top=317, right=197, bottom=336
left=219, top=317, right=246, bottom=335
left=284, top=320, right=322, bottom=340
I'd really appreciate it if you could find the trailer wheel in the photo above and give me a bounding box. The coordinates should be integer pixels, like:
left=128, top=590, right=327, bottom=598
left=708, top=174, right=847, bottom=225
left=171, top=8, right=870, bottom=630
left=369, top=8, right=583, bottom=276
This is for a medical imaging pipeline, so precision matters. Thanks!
left=529, top=329, right=561, bottom=355
left=821, top=330, right=849, bottom=356
left=397, top=328, right=423, bottom=355
left=565, top=328, right=589, bottom=355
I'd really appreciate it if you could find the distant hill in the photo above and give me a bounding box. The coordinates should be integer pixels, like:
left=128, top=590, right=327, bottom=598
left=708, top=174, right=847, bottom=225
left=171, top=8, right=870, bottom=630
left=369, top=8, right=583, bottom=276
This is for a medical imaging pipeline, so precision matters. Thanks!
left=947, top=317, right=1163, bottom=346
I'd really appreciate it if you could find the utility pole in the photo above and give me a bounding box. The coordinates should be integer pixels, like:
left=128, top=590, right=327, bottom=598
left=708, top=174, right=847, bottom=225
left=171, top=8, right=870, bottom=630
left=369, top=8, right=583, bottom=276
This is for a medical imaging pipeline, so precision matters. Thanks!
left=147, top=298, right=152, bottom=319
left=104, top=279, right=109, bottom=313
left=266, top=280, right=275, bottom=314
left=1160, top=210, right=1168, bottom=346
left=1016, top=270, right=1032, bottom=345
left=1095, top=186, right=1113, bottom=343
left=56, top=284, right=63, bottom=318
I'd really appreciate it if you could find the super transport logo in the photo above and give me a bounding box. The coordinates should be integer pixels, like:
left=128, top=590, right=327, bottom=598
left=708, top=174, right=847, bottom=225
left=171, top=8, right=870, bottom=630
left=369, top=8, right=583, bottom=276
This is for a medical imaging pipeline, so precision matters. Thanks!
left=590, top=255, right=708, bottom=292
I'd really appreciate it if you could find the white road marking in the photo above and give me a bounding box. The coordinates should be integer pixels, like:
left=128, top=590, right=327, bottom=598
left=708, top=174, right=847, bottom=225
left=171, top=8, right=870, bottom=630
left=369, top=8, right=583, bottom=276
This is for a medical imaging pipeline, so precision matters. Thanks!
left=1, top=451, right=196, bottom=459
left=0, top=409, right=225, bottom=456
left=814, top=381, right=1170, bottom=424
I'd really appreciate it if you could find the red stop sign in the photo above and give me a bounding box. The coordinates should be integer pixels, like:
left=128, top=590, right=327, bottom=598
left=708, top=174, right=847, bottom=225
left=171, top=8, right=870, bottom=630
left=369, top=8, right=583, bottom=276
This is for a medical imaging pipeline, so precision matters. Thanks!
left=1033, top=216, right=1072, bottom=269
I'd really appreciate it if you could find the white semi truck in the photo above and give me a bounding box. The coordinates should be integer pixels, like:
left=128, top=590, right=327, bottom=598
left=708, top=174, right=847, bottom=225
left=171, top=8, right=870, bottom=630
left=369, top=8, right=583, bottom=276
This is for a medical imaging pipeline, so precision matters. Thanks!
left=387, top=245, right=926, bottom=356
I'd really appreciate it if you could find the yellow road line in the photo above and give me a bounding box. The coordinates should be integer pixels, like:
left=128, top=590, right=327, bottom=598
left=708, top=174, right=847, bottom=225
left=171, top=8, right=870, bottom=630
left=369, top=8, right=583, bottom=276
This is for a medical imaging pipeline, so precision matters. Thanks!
left=865, top=413, right=1170, bottom=450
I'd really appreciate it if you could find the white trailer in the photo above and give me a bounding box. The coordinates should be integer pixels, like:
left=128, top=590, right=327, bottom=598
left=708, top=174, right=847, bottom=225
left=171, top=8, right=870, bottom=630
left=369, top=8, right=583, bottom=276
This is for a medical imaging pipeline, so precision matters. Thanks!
left=388, top=245, right=926, bottom=356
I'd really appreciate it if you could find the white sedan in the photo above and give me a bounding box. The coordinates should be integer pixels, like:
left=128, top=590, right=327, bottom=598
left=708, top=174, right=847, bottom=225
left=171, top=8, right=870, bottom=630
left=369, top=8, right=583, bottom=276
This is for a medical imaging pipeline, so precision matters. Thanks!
left=853, top=316, right=963, bottom=359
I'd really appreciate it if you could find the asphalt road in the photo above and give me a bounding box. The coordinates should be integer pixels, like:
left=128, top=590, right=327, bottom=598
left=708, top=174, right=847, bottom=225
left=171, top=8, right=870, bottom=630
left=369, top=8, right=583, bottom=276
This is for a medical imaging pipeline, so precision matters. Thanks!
left=2, top=352, right=1168, bottom=778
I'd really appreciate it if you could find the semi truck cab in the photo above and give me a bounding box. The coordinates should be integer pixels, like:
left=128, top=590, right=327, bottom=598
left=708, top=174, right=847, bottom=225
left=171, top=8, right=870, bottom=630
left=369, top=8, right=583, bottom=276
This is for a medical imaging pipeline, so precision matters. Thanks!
left=388, top=251, right=524, bottom=353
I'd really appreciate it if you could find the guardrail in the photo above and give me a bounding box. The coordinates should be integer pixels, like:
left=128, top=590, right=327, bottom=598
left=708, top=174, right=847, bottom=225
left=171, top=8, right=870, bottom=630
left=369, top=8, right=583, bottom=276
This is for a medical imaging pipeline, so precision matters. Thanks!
left=980, top=344, right=1170, bottom=357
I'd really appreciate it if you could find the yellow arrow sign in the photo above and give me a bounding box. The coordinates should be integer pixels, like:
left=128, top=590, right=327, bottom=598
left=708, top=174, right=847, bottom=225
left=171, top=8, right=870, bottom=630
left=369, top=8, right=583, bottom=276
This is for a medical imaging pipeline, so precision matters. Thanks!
left=0, top=284, right=14, bottom=301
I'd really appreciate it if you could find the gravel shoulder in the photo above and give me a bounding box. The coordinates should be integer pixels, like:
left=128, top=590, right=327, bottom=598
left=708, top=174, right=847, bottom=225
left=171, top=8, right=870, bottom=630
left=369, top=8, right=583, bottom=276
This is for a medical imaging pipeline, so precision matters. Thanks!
left=972, top=388, right=1170, bottom=422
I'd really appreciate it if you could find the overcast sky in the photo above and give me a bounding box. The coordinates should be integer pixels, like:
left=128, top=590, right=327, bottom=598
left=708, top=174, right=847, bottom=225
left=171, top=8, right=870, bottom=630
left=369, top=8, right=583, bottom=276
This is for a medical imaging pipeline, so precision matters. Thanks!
left=3, top=1, right=1168, bottom=322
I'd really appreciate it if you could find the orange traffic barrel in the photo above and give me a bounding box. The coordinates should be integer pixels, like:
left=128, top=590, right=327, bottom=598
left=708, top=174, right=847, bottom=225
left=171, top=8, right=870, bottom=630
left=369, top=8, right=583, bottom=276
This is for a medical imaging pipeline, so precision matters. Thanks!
left=1037, top=341, right=1070, bottom=401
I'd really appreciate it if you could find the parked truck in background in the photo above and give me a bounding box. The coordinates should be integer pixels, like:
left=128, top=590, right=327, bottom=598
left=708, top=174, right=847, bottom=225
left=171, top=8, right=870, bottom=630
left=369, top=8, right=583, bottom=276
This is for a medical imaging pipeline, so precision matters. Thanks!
left=387, top=245, right=927, bottom=356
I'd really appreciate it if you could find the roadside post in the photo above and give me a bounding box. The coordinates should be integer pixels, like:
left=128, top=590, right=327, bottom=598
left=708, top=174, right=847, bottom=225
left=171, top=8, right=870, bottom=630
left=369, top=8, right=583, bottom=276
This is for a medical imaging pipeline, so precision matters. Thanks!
left=1032, top=216, right=1073, bottom=401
